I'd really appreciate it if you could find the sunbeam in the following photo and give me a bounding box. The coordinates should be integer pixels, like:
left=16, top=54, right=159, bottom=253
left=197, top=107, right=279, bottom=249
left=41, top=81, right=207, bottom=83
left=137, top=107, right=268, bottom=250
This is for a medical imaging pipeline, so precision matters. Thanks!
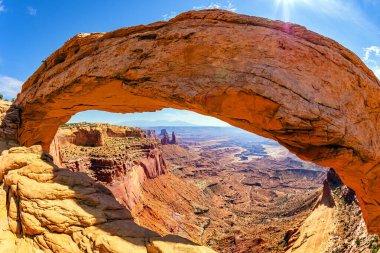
left=274, top=0, right=311, bottom=21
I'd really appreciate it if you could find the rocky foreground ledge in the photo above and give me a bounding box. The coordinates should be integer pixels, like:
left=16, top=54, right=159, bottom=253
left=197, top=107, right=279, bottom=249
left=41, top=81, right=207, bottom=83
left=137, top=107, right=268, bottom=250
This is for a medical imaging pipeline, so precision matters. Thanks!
left=0, top=145, right=216, bottom=253
left=0, top=100, right=215, bottom=252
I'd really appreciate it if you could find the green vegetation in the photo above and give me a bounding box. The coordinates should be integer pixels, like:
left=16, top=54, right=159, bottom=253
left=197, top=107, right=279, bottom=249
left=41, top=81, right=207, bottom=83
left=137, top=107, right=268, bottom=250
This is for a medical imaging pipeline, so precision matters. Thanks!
left=62, top=122, right=90, bottom=127
left=356, top=237, right=361, bottom=246
left=369, top=236, right=380, bottom=253
left=0, top=94, right=14, bottom=102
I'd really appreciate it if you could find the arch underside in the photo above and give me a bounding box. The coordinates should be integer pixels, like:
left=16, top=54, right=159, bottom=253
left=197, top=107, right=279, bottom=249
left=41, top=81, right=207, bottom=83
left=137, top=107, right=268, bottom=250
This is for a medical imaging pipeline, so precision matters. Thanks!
left=15, top=10, right=380, bottom=233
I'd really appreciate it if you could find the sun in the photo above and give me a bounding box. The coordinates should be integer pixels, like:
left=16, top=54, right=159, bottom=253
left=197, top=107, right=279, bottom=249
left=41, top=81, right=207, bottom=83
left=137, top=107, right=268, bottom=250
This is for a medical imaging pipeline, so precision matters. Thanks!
left=274, top=0, right=310, bottom=22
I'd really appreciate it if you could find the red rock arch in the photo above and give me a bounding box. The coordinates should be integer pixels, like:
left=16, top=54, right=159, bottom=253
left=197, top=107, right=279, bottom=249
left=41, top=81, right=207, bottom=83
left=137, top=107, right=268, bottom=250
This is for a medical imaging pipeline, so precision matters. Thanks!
left=15, top=10, right=380, bottom=233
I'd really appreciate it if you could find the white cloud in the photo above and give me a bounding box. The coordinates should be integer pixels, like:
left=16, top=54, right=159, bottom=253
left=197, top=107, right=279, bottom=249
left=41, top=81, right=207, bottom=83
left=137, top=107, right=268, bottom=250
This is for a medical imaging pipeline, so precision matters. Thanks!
left=0, top=75, right=23, bottom=99
left=364, top=46, right=380, bottom=62
left=0, top=1, right=5, bottom=13
left=162, top=11, right=177, bottom=21
left=193, top=1, right=237, bottom=12
left=27, top=6, right=37, bottom=16
left=363, top=46, right=380, bottom=79
left=374, top=68, right=380, bottom=78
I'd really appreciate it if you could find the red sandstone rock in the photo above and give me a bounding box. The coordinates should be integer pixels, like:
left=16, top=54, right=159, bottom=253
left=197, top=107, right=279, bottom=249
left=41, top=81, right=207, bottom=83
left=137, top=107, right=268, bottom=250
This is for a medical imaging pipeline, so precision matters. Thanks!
left=51, top=123, right=212, bottom=244
left=0, top=145, right=216, bottom=253
left=10, top=10, right=380, bottom=233
left=144, top=129, right=157, bottom=139
left=50, top=123, right=166, bottom=210
left=159, top=129, right=177, bottom=145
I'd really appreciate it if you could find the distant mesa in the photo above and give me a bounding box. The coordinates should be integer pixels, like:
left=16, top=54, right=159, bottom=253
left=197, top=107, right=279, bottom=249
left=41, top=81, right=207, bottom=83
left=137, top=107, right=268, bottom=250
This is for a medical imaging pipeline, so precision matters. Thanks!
left=50, top=123, right=167, bottom=210
left=159, top=129, right=177, bottom=145
left=144, top=129, right=157, bottom=139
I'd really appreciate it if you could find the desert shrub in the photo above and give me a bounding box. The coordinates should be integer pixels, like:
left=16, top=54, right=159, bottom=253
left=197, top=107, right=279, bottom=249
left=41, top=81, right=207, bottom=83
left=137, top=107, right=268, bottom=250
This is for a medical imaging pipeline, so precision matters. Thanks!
left=0, top=94, right=3, bottom=100
left=356, top=237, right=361, bottom=246
left=369, top=236, right=380, bottom=253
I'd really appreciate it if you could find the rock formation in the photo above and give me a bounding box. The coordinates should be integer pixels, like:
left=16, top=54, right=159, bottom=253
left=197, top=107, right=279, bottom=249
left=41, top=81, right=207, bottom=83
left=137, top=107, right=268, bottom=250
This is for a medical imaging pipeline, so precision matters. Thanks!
left=171, top=132, right=176, bottom=144
left=144, top=129, right=157, bottom=139
left=0, top=100, right=19, bottom=153
left=4, top=8, right=380, bottom=235
left=285, top=169, right=380, bottom=253
left=50, top=123, right=212, bottom=245
left=50, top=123, right=166, bottom=210
left=0, top=145, right=216, bottom=253
left=159, top=129, right=169, bottom=145
left=159, top=129, right=177, bottom=145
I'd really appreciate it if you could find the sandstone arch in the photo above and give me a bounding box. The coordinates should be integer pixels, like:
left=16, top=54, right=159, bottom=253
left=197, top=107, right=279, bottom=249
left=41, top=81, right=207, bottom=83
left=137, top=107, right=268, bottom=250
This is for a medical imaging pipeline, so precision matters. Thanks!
left=14, top=10, right=380, bottom=233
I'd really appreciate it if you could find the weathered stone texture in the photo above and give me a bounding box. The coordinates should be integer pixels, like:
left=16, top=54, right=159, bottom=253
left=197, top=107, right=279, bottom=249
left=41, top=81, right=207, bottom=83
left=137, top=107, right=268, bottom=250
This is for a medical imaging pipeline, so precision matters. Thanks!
left=8, top=9, right=380, bottom=233
left=0, top=146, right=216, bottom=253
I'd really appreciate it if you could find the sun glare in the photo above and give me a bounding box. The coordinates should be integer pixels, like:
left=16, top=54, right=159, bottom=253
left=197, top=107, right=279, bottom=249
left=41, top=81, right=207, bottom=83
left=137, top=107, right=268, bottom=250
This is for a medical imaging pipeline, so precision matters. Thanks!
left=275, top=0, right=310, bottom=22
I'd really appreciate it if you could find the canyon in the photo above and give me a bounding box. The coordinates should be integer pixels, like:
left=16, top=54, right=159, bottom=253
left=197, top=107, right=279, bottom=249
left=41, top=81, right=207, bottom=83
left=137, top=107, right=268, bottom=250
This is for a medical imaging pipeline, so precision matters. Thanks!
left=50, top=123, right=166, bottom=210
left=147, top=126, right=380, bottom=252
left=11, top=9, right=380, bottom=233
left=0, top=105, right=216, bottom=252
left=47, top=123, right=380, bottom=252
left=0, top=8, right=379, bottom=253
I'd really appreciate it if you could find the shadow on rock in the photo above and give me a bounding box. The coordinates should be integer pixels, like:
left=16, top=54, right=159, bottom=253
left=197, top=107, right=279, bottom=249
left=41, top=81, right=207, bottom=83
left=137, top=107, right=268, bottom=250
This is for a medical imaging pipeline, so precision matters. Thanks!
left=0, top=101, right=20, bottom=153
left=0, top=145, right=214, bottom=252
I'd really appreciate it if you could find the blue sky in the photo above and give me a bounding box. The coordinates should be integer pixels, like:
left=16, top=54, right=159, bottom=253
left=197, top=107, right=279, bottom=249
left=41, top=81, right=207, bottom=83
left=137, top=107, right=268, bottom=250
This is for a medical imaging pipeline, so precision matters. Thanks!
left=0, top=0, right=379, bottom=126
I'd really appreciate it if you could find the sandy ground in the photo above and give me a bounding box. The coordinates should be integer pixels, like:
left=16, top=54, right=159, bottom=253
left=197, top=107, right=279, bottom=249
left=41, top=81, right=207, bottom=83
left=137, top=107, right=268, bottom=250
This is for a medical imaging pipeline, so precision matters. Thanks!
left=286, top=201, right=335, bottom=253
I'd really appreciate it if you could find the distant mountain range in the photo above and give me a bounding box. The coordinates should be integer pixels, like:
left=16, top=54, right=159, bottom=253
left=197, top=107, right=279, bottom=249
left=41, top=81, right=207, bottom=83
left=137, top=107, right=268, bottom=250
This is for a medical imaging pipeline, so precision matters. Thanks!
left=118, top=120, right=198, bottom=127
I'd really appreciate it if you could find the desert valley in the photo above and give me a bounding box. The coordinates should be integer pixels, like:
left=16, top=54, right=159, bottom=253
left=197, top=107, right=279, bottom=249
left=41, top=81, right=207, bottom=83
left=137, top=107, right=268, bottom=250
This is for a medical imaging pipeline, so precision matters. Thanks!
left=47, top=121, right=380, bottom=252
left=1, top=3, right=380, bottom=252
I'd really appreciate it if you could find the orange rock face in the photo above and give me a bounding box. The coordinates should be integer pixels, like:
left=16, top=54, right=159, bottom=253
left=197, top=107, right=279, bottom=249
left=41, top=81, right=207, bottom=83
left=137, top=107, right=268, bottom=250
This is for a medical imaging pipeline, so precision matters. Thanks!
left=50, top=123, right=166, bottom=210
left=11, top=10, right=380, bottom=233
left=0, top=145, right=216, bottom=253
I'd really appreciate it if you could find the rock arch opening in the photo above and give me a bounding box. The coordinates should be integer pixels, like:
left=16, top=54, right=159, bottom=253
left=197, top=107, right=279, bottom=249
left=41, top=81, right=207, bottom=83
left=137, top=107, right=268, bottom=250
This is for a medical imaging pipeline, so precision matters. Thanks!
left=50, top=108, right=333, bottom=252
left=13, top=9, right=380, bottom=237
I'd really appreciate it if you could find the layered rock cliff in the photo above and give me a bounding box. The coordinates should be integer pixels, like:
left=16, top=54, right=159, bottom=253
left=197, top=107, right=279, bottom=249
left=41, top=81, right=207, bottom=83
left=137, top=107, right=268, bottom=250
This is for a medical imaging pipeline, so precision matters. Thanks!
left=0, top=145, right=215, bottom=253
left=0, top=100, right=19, bottom=153
left=50, top=123, right=166, bottom=210
left=0, top=101, right=217, bottom=252
left=49, top=123, right=210, bottom=244
left=285, top=169, right=380, bottom=253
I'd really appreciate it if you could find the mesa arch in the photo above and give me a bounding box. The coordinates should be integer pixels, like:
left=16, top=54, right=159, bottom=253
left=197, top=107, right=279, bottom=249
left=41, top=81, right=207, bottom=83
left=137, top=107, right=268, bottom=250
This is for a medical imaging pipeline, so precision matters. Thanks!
left=13, top=10, right=380, bottom=233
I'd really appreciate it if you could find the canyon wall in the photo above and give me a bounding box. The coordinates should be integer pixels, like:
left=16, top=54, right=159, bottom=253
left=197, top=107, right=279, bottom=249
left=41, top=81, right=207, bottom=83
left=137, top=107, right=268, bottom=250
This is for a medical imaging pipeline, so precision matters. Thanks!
left=50, top=123, right=222, bottom=245
left=0, top=145, right=216, bottom=253
left=5, top=9, right=380, bottom=233
left=0, top=101, right=19, bottom=153
left=50, top=123, right=166, bottom=210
